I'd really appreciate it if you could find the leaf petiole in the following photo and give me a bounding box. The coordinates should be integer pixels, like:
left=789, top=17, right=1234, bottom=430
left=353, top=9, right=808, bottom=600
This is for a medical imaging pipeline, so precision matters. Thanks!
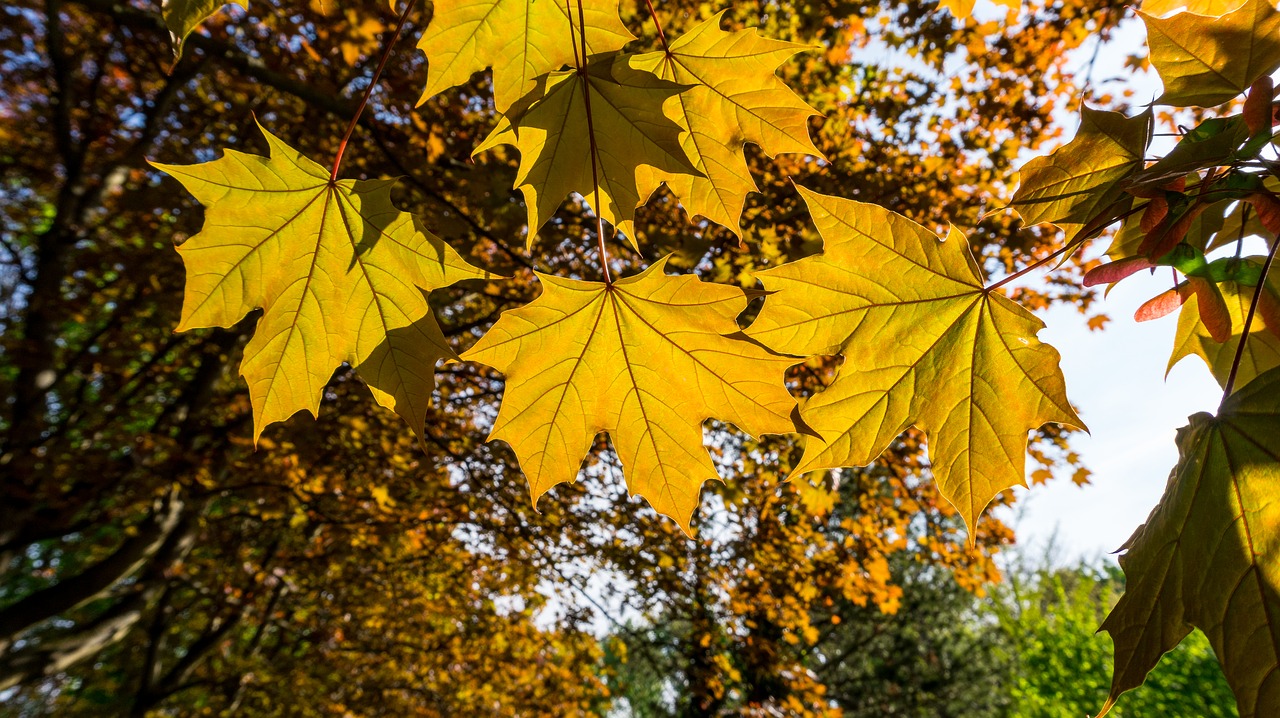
left=330, top=0, right=418, bottom=182
left=1221, top=229, right=1280, bottom=401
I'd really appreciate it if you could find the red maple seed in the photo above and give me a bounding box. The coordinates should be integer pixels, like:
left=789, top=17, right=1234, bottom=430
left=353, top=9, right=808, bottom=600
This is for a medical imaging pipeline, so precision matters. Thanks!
left=1083, top=256, right=1157, bottom=288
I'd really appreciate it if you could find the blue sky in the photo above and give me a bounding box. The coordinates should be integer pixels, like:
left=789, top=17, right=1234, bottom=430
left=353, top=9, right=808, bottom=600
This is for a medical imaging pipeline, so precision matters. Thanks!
left=1006, top=276, right=1225, bottom=561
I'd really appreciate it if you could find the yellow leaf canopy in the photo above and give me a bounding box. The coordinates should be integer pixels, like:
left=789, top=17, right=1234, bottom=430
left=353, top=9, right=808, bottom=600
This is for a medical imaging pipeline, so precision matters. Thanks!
left=462, top=258, right=802, bottom=530
left=153, top=124, right=488, bottom=439
left=749, top=187, right=1083, bottom=532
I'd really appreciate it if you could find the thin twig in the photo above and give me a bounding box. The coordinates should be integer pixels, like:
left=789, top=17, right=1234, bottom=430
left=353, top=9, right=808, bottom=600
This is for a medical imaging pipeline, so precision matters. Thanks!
left=1221, top=235, right=1280, bottom=402
left=988, top=201, right=1152, bottom=292
left=330, top=0, right=417, bottom=181
left=643, top=0, right=671, bottom=54
left=571, top=0, right=612, bottom=283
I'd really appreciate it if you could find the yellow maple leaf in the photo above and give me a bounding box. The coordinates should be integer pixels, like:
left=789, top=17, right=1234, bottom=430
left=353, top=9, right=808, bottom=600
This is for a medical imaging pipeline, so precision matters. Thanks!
left=415, top=0, right=634, bottom=111
left=1100, top=366, right=1280, bottom=718
left=749, top=186, right=1083, bottom=532
left=152, top=123, right=489, bottom=440
left=624, top=11, right=823, bottom=238
left=462, top=257, right=802, bottom=530
left=1143, top=0, right=1280, bottom=107
left=476, top=56, right=700, bottom=246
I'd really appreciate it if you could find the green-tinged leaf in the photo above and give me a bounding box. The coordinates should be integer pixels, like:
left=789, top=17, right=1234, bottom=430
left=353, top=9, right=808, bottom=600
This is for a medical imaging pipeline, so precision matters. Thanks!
left=162, top=0, right=246, bottom=58
left=415, top=0, right=633, bottom=111
left=479, top=56, right=699, bottom=246
left=1011, top=106, right=1151, bottom=233
left=1170, top=271, right=1280, bottom=389
left=1100, top=365, right=1280, bottom=718
left=749, top=187, right=1083, bottom=532
left=152, top=123, right=489, bottom=439
left=461, top=258, right=801, bottom=531
left=1143, top=0, right=1280, bottom=107
left=1127, top=117, right=1251, bottom=191
left=624, top=12, right=822, bottom=237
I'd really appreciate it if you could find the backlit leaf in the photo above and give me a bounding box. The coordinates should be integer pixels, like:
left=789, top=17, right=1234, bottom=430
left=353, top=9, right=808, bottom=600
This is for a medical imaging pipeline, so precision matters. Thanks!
left=461, top=257, right=801, bottom=530
left=152, top=123, right=488, bottom=439
left=479, top=56, right=700, bottom=245
left=624, top=12, right=822, bottom=237
left=1127, top=116, right=1250, bottom=191
left=1142, top=0, right=1280, bottom=107
left=1100, top=365, right=1280, bottom=718
left=749, top=187, right=1083, bottom=532
left=1011, top=106, right=1151, bottom=234
left=415, top=0, right=633, bottom=111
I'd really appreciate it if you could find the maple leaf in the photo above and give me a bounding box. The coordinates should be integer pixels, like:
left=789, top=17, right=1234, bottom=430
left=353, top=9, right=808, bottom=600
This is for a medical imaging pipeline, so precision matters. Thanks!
left=749, top=187, right=1083, bottom=532
left=163, top=0, right=246, bottom=58
left=477, top=56, right=700, bottom=245
left=623, top=12, right=822, bottom=238
left=1011, top=106, right=1151, bottom=235
left=1100, top=365, right=1280, bottom=718
left=415, top=0, right=633, bottom=111
left=152, top=123, right=488, bottom=440
left=1170, top=274, right=1280, bottom=390
left=1142, top=0, right=1280, bottom=107
left=1141, top=0, right=1247, bottom=17
left=461, top=257, right=802, bottom=531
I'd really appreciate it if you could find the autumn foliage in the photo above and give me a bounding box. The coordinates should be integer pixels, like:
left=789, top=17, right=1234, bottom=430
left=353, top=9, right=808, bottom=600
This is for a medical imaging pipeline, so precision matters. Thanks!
left=2, top=0, right=1277, bottom=715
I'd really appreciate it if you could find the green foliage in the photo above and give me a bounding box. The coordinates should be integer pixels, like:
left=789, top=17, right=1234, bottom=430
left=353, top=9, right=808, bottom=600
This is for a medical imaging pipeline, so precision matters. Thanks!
left=990, top=555, right=1236, bottom=718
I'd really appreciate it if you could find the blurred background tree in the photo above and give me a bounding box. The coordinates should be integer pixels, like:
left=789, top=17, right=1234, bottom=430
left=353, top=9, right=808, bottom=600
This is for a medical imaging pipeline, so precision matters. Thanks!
left=988, top=547, right=1236, bottom=718
left=0, top=0, right=1219, bottom=715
